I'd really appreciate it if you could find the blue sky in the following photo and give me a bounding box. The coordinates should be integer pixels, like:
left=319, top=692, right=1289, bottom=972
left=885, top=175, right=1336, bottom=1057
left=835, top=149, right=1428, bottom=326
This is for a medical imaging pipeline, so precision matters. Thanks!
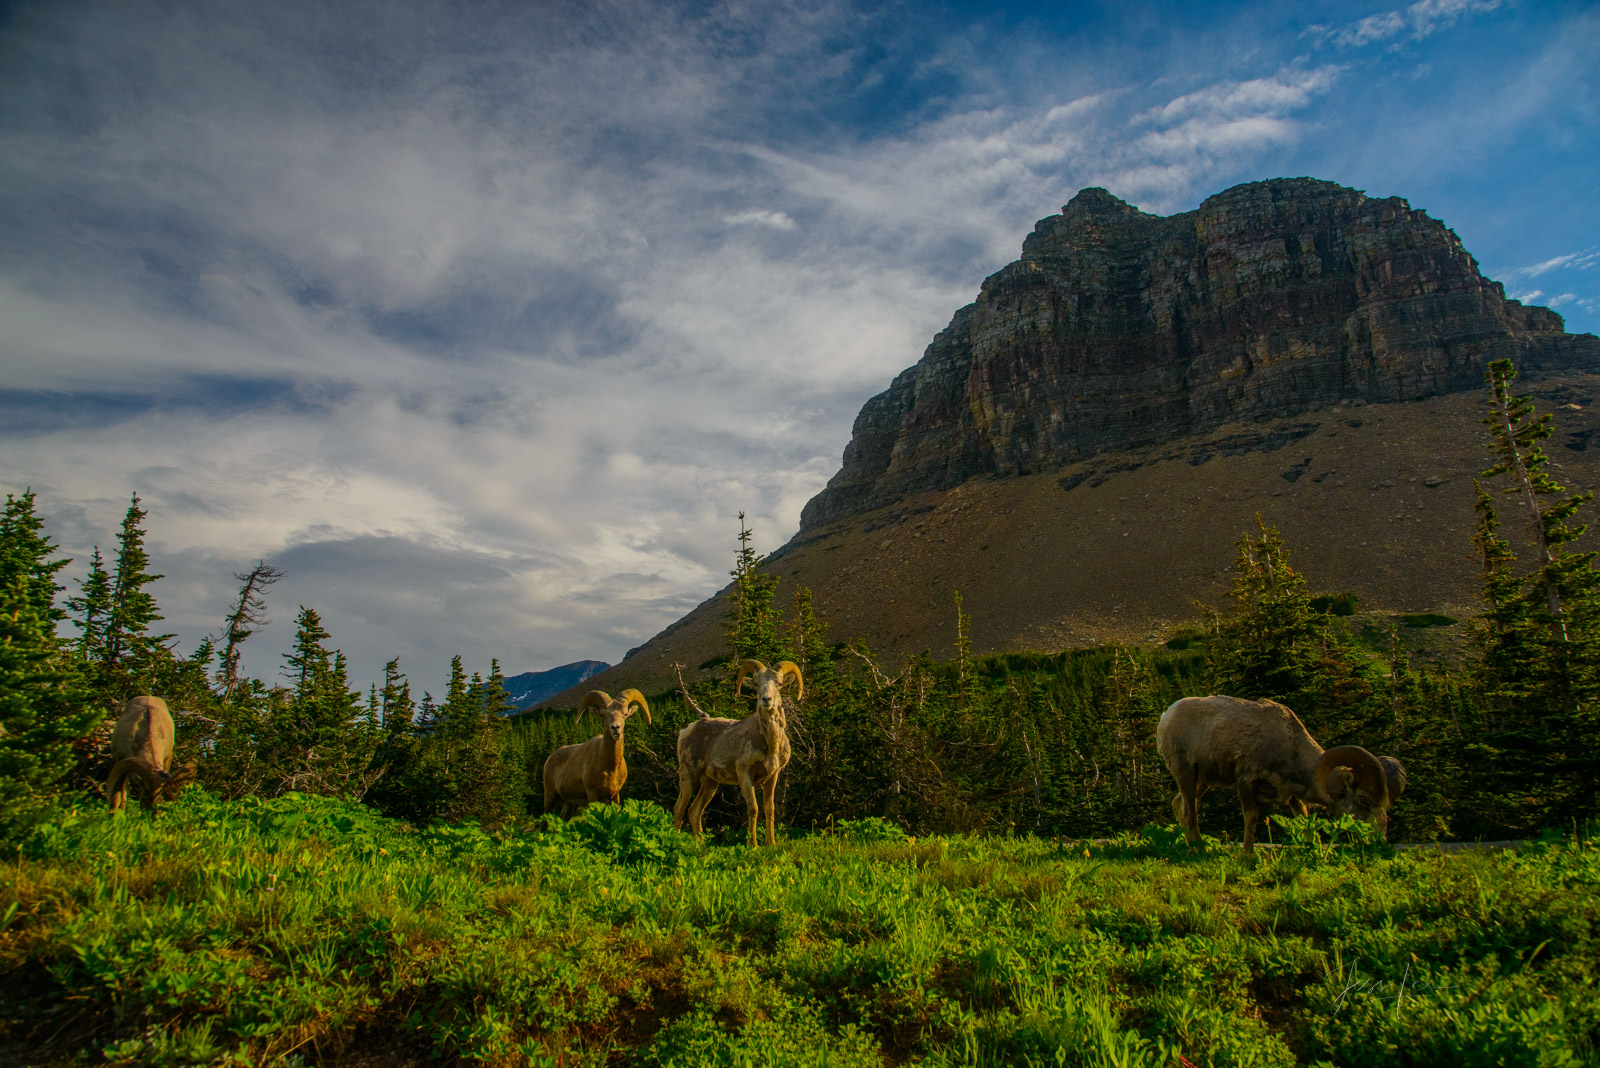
left=2, top=0, right=1596, bottom=697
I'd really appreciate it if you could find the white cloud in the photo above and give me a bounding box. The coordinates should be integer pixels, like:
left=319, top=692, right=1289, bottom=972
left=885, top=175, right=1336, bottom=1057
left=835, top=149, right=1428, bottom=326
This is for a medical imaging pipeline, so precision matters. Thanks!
left=1309, top=0, right=1500, bottom=49
left=724, top=210, right=796, bottom=230
left=2, top=0, right=1592, bottom=695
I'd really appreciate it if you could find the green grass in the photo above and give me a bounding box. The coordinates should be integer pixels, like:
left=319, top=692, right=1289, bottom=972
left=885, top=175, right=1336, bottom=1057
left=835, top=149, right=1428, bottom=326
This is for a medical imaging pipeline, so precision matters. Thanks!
left=3, top=793, right=1596, bottom=1067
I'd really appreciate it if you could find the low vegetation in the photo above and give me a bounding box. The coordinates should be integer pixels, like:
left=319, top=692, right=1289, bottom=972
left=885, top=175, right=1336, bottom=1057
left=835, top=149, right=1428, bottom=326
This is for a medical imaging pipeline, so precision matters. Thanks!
left=4, top=363, right=1600, bottom=1063
left=4, top=793, right=1596, bottom=1066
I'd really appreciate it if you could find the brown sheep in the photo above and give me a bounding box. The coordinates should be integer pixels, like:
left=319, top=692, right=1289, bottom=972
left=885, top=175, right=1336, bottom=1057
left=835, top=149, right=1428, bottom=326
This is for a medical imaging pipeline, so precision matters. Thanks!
left=542, top=689, right=651, bottom=818
left=673, top=659, right=798, bottom=847
left=105, top=696, right=198, bottom=814
left=1156, top=695, right=1406, bottom=851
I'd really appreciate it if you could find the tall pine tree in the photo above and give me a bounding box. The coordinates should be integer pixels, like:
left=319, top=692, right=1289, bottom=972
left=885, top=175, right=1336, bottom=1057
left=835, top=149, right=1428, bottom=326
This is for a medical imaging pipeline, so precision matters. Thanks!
left=0, top=491, right=97, bottom=835
left=1472, top=358, right=1600, bottom=828
left=100, top=494, right=173, bottom=693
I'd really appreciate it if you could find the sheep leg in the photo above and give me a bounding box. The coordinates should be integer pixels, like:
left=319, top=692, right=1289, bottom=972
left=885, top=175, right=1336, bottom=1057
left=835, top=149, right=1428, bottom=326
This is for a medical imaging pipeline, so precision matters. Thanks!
left=1176, top=764, right=1202, bottom=844
left=672, top=774, right=697, bottom=831
left=760, top=773, right=779, bottom=846
left=105, top=767, right=128, bottom=813
left=686, top=779, right=718, bottom=836
left=1237, top=780, right=1261, bottom=853
left=737, top=770, right=760, bottom=847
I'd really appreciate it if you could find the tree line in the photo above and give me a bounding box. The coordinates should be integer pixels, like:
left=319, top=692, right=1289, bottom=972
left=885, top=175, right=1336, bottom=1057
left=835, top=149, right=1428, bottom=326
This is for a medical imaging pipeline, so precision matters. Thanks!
left=2, top=357, right=1596, bottom=841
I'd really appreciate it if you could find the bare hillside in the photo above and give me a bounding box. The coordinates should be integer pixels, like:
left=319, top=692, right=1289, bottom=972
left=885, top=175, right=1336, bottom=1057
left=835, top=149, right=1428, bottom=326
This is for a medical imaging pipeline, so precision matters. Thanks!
left=553, top=374, right=1600, bottom=703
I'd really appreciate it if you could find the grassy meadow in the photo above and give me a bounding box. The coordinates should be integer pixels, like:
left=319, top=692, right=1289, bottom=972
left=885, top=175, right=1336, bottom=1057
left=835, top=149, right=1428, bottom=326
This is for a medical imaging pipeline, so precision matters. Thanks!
left=3, top=791, right=1595, bottom=1067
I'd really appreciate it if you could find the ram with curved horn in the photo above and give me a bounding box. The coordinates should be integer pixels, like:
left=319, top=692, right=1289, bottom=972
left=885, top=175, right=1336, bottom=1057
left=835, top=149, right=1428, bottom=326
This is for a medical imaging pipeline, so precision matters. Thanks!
left=542, top=688, right=651, bottom=818
left=673, top=659, right=799, bottom=847
left=105, top=695, right=198, bottom=815
left=1156, top=695, right=1406, bottom=851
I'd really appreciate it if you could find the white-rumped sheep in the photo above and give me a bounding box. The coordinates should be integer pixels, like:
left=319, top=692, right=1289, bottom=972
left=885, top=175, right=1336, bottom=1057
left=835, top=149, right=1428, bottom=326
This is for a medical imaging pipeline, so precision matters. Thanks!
left=673, top=659, right=799, bottom=847
left=542, top=689, right=651, bottom=818
left=1157, top=695, right=1406, bottom=851
left=105, top=696, right=198, bottom=814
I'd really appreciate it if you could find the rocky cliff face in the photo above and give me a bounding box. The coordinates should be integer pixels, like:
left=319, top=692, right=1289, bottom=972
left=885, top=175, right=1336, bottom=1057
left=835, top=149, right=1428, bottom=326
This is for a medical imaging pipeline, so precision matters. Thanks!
left=801, top=178, right=1597, bottom=531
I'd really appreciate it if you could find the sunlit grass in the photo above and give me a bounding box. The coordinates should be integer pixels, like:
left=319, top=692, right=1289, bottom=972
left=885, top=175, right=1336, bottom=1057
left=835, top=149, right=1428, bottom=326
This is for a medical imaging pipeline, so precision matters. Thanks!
left=2, top=791, right=1596, bottom=1066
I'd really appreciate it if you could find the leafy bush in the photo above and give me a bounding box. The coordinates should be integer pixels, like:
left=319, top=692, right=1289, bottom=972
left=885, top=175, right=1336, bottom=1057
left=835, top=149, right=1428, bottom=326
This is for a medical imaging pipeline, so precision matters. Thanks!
left=831, top=816, right=910, bottom=843
left=550, top=798, right=695, bottom=869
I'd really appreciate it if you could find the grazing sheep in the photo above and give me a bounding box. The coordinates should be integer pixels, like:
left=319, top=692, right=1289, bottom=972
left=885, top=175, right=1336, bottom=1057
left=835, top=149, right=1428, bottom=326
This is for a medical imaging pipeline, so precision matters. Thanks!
left=673, top=659, right=799, bottom=847
left=542, top=689, right=651, bottom=818
left=105, top=696, right=198, bottom=814
left=1157, top=695, right=1406, bottom=851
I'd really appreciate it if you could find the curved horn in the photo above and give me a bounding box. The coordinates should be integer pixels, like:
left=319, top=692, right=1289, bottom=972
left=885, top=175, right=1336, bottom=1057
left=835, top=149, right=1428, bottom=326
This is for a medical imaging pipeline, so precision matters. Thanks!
left=107, top=758, right=165, bottom=813
left=577, top=690, right=611, bottom=726
left=1314, top=746, right=1388, bottom=808
left=734, top=659, right=766, bottom=696
left=162, top=761, right=199, bottom=802
left=618, top=688, right=651, bottom=724
left=1379, top=756, right=1407, bottom=802
left=774, top=661, right=804, bottom=701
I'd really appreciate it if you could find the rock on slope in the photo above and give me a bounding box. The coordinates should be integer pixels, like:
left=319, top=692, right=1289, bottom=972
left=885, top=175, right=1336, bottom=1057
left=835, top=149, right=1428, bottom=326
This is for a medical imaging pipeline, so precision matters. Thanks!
left=803, top=178, right=1592, bottom=530
left=549, top=179, right=1600, bottom=705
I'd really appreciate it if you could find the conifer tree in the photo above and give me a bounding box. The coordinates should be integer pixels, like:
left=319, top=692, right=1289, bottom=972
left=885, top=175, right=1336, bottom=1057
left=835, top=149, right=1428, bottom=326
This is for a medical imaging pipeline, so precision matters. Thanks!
left=265, top=607, right=377, bottom=799
left=379, top=657, right=415, bottom=735
left=788, top=587, right=837, bottom=700
left=725, top=512, right=782, bottom=667
left=66, top=547, right=113, bottom=669
left=2, top=491, right=71, bottom=622
left=0, top=491, right=96, bottom=835
left=1203, top=518, right=1374, bottom=739
left=953, top=590, right=975, bottom=710
left=101, top=494, right=173, bottom=690
left=216, top=561, right=286, bottom=698
left=1472, top=358, right=1600, bottom=826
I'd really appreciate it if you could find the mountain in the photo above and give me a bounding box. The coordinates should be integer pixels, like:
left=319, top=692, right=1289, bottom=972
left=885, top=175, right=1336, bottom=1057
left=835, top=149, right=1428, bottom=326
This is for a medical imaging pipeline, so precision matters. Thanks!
left=803, top=178, right=1593, bottom=530
left=503, top=660, right=610, bottom=710
left=548, top=178, right=1600, bottom=706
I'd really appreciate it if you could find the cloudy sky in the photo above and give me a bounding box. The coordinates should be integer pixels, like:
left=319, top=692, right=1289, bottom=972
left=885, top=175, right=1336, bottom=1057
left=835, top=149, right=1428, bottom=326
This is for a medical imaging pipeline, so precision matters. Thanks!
left=3, top=0, right=1597, bottom=698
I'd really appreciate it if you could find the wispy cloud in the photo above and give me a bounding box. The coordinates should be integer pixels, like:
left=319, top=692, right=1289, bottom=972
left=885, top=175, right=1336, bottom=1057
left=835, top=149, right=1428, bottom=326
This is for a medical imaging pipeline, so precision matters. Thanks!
left=2, top=0, right=1595, bottom=694
left=1308, top=0, right=1501, bottom=49
left=724, top=210, right=797, bottom=230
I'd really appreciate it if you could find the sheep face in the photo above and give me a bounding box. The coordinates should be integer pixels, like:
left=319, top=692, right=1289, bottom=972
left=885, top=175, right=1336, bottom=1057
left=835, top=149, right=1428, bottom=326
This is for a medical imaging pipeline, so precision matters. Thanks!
left=734, top=659, right=803, bottom=723
left=1319, top=756, right=1406, bottom=834
left=577, top=689, right=651, bottom=739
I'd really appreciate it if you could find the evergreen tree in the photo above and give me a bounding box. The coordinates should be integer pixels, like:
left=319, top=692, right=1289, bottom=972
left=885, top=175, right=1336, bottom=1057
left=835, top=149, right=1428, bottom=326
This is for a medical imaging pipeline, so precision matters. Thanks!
left=216, top=561, right=286, bottom=698
left=1203, top=518, right=1323, bottom=703
left=953, top=590, right=975, bottom=710
left=1203, top=518, right=1375, bottom=741
left=1472, top=358, right=1600, bottom=827
left=264, top=607, right=379, bottom=799
left=101, top=494, right=173, bottom=691
left=379, top=658, right=415, bottom=734
left=788, top=587, right=837, bottom=701
left=2, top=491, right=71, bottom=622
left=725, top=513, right=782, bottom=666
left=0, top=491, right=97, bottom=836
left=66, top=547, right=113, bottom=669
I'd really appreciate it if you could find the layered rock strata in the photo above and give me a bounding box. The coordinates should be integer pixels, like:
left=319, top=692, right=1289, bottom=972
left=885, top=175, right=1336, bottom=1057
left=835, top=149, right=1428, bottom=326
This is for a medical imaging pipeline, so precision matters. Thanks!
left=801, top=178, right=1597, bottom=531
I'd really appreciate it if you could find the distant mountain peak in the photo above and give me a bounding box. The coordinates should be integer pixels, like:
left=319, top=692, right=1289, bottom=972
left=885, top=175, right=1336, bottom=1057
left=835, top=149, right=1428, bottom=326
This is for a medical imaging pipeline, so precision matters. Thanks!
left=502, top=660, right=610, bottom=711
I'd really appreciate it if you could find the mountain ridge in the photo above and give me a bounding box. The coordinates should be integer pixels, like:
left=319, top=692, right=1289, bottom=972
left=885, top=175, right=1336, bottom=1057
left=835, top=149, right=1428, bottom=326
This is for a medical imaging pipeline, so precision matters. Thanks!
left=801, top=178, right=1592, bottom=530
left=545, top=177, right=1600, bottom=707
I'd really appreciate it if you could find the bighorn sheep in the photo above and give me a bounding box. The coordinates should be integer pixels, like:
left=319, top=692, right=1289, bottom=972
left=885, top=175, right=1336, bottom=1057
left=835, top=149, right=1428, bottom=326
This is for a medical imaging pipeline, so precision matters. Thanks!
left=673, top=659, right=799, bottom=847
left=542, top=689, right=651, bottom=818
left=105, top=696, right=198, bottom=814
left=1157, top=695, right=1406, bottom=851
